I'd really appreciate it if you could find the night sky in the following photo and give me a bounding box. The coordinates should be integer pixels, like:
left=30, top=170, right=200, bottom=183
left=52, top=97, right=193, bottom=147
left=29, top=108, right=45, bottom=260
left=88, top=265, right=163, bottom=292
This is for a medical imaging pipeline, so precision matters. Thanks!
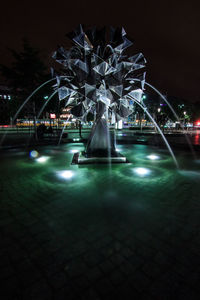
left=1, top=0, right=200, bottom=101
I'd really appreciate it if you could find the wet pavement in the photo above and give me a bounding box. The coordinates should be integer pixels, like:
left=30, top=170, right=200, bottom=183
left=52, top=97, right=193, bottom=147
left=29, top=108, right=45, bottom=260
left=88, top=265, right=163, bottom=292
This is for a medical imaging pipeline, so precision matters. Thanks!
left=0, top=142, right=200, bottom=299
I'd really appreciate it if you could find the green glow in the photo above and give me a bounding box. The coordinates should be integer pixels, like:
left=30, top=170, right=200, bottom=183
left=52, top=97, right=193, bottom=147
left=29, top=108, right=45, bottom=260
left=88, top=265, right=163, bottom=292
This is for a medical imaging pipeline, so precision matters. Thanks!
left=147, top=154, right=160, bottom=160
left=57, top=170, right=74, bottom=179
left=16, top=143, right=181, bottom=197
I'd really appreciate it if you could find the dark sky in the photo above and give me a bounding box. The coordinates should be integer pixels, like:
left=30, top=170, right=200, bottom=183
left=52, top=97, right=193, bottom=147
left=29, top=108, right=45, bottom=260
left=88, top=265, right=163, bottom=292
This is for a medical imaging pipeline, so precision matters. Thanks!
left=1, top=0, right=200, bottom=101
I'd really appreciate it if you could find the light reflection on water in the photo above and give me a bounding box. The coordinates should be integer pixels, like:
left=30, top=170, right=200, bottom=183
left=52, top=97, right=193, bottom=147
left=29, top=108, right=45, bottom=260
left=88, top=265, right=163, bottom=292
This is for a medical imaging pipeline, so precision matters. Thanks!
left=194, top=134, right=200, bottom=145
left=0, top=143, right=200, bottom=206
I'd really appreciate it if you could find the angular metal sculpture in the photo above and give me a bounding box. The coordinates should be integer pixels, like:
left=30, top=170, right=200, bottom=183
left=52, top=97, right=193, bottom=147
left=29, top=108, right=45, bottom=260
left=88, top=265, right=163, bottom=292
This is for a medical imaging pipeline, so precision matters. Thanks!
left=7, top=25, right=178, bottom=167
left=52, top=25, right=147, bottom=163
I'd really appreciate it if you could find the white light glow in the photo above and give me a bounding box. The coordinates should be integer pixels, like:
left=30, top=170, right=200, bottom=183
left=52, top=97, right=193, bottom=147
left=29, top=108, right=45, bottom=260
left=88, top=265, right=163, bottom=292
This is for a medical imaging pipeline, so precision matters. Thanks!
left=73, top=138, right=80, bottom=141
left=118, top=120, right=123, bottom=129
left=58, top=170, right=74, bottom=179
left=36, top=156, right=49, bottom=163
left=70, top=149, right=79, bottom=153
left=147, top=154, right=160, bottom=160
left=133, top=167, right=151, bottom=176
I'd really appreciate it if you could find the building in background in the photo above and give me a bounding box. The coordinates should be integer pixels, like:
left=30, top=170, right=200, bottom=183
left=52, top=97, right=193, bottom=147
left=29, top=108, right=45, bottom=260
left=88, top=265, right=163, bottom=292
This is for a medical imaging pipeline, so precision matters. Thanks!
left=0, top=84, right=12, bottom=124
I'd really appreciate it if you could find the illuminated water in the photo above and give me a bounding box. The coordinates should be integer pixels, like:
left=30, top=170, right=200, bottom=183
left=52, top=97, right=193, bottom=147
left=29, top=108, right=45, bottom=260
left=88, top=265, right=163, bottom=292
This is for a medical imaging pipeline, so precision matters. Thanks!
left=1, top=142, right=200, bottom=299
left=1, top=143, right=199, bottom=211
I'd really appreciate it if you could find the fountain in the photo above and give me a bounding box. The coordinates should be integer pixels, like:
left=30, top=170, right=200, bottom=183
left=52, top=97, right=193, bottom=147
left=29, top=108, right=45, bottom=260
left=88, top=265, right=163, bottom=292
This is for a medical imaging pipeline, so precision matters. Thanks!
left=3, top=25, right=181, bottom=167
left=50, top=25, right=179, bottom=166
left=50, top=25, right=146, bottom=163
left=1, top=27, right=200, bottom=300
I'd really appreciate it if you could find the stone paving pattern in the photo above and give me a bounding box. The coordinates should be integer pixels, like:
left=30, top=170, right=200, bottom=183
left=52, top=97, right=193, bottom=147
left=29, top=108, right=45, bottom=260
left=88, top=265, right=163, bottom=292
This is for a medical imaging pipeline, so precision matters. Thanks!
left=0, top=146, right=200, bottom=299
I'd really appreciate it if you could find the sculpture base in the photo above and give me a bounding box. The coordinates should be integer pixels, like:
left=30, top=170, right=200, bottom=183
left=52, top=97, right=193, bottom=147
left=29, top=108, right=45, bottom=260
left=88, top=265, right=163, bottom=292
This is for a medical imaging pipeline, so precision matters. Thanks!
left=72, top=151, right=128, bottom=165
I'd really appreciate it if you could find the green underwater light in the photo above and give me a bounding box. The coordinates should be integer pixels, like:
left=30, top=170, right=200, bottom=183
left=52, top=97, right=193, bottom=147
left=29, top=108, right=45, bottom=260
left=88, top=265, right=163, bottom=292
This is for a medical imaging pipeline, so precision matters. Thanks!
left=133, top=167, right=151, bottom=177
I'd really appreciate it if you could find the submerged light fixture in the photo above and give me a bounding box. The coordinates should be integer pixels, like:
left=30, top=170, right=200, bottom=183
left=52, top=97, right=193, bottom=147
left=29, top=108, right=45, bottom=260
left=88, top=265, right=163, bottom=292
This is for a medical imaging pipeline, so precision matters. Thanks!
left=57, top=170, right=74, bottom=179
left=147, top=154, right=160, bottom=160
left=133, top=167, right=151, bottom=177
left=36, top=156, right=50, bottom=163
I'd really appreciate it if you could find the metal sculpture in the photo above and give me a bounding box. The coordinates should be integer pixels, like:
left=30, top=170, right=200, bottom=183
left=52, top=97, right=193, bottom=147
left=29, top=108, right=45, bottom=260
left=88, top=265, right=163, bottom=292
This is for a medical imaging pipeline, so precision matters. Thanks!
left=52, top=25, right=146, bottom=161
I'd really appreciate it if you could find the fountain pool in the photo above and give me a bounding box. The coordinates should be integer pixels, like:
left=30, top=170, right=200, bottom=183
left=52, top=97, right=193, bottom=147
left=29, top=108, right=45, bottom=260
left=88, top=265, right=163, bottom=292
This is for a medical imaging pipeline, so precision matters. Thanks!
left=1, top=143, right=200, bottom=208
left=1, top=143, right=200, bottom=298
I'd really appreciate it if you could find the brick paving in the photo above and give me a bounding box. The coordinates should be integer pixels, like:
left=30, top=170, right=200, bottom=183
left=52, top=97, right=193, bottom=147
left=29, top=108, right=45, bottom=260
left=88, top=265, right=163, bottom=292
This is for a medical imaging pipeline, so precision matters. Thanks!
left=0, top=144, right=200, bottom=299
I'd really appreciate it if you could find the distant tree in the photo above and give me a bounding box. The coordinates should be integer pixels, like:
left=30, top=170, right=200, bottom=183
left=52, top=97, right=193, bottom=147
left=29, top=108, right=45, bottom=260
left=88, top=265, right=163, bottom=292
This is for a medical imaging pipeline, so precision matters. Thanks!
left=191, top=101, right=200, bottom=122
left=0, top=39, right=52, bottom=121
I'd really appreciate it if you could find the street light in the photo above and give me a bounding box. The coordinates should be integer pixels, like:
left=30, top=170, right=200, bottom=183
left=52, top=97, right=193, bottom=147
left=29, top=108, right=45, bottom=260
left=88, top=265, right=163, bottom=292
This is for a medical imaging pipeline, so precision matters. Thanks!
left=157, top=108, right=161, bottom=113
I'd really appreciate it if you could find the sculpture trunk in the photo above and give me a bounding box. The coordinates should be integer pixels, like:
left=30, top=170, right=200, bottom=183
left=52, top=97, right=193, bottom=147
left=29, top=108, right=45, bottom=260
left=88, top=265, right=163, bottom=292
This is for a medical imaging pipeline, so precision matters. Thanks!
left=86, top=118, right=116, bottom=157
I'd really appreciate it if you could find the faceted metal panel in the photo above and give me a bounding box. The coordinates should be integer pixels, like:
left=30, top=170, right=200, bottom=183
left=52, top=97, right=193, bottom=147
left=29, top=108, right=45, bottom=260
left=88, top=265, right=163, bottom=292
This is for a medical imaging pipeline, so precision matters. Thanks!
left=52, top=25, right=146, bottom=121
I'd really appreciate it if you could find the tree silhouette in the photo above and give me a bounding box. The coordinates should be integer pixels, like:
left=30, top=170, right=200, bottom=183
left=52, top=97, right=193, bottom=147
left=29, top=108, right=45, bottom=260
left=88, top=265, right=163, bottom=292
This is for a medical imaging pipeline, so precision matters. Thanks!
left=0, top=39, right=50, bottom=121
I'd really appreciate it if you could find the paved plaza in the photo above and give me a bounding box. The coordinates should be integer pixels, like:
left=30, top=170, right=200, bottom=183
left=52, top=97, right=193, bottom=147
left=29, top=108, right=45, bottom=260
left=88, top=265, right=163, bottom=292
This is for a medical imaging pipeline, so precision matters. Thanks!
left=0, top=139, right=200, bottom=299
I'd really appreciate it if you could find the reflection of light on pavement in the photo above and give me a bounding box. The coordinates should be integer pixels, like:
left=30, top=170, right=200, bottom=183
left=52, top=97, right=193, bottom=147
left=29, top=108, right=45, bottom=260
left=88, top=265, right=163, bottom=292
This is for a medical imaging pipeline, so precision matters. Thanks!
left=36, top=156, right=49, bottom=163
left=147, top=154, right=160, bottom=160
left=133, top=167, right=151, bottom=177
left=57, top=170, right=74, bottom=179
